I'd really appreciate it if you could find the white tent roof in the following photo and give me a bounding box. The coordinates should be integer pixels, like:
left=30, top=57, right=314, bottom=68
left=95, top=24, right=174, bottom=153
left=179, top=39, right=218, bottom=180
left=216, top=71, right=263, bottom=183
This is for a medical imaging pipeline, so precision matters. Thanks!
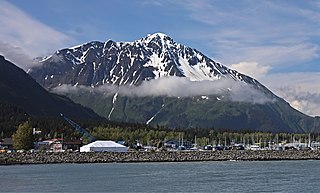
left=80, top=140, right=128, bottom=152
left=84, top=140, right=126, bottom=148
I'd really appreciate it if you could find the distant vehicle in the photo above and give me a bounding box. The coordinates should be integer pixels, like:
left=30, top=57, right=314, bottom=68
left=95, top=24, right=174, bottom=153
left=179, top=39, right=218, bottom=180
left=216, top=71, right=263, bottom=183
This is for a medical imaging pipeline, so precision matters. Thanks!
left=249, top=144, right=260, bottom=150
left=133, top=140, right=143, bottom=150
left=232, top=144, right=245, bottom=150
left=203, top=145, right=213, bottom=150
left=178, top=146, right=186, bottom=151
left=213, top=145, right=224, bottom=151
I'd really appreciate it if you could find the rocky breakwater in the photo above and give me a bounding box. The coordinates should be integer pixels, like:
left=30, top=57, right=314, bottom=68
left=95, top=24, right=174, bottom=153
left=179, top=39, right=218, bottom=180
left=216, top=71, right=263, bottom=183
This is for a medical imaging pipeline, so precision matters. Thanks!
left=1, top=150, right=320, bottom=165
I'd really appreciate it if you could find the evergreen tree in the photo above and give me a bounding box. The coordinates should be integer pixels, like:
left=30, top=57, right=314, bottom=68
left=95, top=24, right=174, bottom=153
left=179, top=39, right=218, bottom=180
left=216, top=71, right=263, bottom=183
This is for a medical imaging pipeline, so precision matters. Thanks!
left=12, top=121, right=34, bottom=150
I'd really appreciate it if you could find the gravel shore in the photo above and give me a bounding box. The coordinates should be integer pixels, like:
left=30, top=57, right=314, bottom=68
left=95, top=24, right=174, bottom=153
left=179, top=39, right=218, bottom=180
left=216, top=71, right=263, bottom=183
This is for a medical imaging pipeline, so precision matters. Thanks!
left=1, top=150, right=320, bottom=165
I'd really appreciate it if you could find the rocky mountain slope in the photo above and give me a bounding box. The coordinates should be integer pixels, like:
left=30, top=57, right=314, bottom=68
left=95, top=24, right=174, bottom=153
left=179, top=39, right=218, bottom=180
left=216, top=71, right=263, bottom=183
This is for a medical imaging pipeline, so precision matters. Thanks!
left=29, top=33, right=269, bottom=92
left=28, top=33, right=320, bottom=133
left=0, top=55, right=102, bottom=119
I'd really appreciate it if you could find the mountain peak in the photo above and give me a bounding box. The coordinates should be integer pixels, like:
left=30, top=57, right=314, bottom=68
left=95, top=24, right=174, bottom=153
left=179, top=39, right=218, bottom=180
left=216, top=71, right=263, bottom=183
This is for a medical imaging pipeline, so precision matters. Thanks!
left=30, top=33, right=264, bottom=89
left=146, top=32, right=170, bottom=39
left=139, top=32, right=175, bottom=47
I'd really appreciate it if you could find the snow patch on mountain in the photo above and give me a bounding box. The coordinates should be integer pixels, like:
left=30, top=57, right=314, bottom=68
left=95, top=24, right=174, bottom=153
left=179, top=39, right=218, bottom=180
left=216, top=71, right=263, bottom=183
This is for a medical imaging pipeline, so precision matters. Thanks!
left=177, top=57, right=214, bottom=81
left=146, top=103, right=165, bottom=125
left=30, top=32, right=264, bottom=90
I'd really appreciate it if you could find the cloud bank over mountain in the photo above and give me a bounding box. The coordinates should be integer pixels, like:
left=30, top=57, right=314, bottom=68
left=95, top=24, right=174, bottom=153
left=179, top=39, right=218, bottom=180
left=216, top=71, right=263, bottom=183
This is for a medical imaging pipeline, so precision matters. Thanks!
left=53, top=77, right=274, bottom=104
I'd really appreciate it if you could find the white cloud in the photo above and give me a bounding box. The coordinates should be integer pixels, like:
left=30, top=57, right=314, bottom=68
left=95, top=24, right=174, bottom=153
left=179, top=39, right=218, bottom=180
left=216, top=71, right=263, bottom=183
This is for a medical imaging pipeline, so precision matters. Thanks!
left=0, top=1, right=70, bottom=69
left=170, top=0, right=320, bottom=117
left=53, top=77, right=274, bottom=105
left=230, top=62, right=271, bottom=79
left=0, top=41, right=35, bottom=70
left=173, top=0, right=320, bottom=69
left=141, top=0, right=164, bottom=6
left=261, top=72, right=320, bottom=117
left=277, top=89, right=320, bottom=117
left=223, top=43, right=319, bottom=68
left=53, top=73, right=320, bottom=116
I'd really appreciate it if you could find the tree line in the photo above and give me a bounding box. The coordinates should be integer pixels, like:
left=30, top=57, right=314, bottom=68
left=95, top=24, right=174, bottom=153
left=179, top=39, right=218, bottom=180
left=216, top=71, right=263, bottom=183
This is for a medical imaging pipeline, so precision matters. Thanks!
left=11, top=120, right=320, bottom=150
left=2, top=103, right=320, bottom=150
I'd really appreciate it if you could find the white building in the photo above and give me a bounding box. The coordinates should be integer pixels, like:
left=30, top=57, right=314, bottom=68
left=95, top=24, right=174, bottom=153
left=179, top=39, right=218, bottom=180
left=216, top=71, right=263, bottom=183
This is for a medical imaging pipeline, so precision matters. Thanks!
left=80, top=140, right=129, bottom=152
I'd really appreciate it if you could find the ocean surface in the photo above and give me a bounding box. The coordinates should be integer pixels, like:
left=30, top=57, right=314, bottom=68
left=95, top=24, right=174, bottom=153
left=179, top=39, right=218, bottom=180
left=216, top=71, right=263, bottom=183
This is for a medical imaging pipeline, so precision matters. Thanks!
left=1, top=160, right=320, bottom=192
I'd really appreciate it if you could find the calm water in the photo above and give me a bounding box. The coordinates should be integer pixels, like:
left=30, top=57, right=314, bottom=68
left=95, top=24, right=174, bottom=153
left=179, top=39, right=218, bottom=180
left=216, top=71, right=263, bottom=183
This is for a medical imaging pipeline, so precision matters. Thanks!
left=1, top=160, right=320, bottom=192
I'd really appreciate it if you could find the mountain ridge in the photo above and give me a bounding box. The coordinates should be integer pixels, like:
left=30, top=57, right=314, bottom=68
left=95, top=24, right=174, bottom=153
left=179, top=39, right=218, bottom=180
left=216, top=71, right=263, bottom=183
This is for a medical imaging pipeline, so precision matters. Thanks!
left=0, top=55, right=102, bottom=119
left=29, top=33, right=271, bottom=94
left=27, top=33, right=320, bottom=133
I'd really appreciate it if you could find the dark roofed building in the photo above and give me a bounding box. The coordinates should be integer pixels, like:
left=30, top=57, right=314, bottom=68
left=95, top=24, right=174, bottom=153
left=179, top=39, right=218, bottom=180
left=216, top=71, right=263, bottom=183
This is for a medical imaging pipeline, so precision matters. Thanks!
left=0, top=138, right=13, bottom=150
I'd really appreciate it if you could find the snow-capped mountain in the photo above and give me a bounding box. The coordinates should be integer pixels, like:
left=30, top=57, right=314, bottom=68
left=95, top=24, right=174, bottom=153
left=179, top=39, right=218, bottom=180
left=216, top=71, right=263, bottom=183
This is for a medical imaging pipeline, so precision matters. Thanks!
left=27, top=33, right=320, bottom=133
left=29, top=33, right=267, bottom=93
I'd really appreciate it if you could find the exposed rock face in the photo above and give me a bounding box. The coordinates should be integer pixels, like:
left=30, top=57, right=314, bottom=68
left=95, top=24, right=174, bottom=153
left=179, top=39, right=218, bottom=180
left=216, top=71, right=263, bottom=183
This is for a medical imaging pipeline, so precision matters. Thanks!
left=29, top=33, right=269, bottom=94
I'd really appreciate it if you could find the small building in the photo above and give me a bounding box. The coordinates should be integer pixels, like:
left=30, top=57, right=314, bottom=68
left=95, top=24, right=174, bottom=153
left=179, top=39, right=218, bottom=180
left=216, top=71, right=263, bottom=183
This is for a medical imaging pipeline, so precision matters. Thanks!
left=164, top=139, right=178, bottom=149
left=63, top=140, right=82, bottom=151
left=36, top=138, right=83, bottom=152
left=164, top=139, right=192, bottom=149
left=36, top=138, right=63, bottom=152
left=0, top=138, right=13, bottom=150
left=80, top=140, right=129, bottom=152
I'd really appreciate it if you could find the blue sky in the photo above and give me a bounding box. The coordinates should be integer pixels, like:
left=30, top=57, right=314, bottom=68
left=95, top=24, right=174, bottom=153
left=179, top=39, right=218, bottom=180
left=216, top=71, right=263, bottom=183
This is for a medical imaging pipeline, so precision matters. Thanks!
left=0, top=0, right=319, bottom=116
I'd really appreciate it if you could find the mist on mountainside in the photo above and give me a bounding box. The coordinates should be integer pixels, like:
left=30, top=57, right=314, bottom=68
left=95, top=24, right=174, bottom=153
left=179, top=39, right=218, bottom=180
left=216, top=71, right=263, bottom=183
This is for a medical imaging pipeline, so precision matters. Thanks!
left=52, top=76, right=275, bottom=104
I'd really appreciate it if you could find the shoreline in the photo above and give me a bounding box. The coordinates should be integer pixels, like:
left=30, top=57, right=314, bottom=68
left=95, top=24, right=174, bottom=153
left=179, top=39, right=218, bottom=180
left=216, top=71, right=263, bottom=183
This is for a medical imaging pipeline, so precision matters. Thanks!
left=1, top=150, right=320, bottom=165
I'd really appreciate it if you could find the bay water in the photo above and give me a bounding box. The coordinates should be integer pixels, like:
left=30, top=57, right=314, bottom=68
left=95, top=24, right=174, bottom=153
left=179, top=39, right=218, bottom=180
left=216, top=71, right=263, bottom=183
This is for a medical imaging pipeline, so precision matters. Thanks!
left=1, top=160, right=320, bottom=192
